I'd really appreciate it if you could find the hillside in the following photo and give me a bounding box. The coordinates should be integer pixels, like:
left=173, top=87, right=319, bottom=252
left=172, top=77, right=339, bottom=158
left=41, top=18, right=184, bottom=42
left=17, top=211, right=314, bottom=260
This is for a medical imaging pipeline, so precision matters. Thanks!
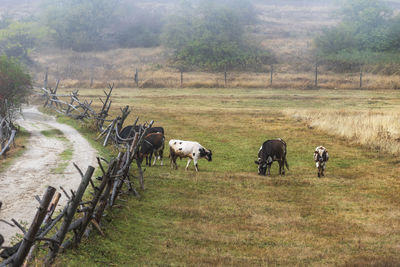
left=2, top=0, right=400, bottom=88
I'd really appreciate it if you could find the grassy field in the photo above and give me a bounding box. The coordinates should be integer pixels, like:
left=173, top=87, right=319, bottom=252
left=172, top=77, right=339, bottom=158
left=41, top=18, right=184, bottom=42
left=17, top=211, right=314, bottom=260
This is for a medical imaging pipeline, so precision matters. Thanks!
left=55, top=88, right=400, bottom=266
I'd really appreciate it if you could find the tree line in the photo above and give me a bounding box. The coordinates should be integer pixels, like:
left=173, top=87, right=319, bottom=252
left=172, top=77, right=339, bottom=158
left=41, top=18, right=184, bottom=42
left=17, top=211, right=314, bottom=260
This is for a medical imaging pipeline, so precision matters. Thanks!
left=315, top=0, right=400, bottom=71
left=1, top=0, right=400, bottom=76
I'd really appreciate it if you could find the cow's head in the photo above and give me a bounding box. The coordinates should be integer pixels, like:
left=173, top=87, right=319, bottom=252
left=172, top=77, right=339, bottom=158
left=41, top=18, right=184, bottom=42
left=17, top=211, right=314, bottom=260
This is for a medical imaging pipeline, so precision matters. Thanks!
left=254, top=159, right=267, bottom=175
left=200, top=148, right=212, bottom=161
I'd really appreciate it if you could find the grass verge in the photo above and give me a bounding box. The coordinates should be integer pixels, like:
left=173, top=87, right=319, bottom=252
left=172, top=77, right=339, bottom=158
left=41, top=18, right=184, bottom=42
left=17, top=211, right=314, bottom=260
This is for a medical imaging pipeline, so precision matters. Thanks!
left=0, top=128, right=30, bottom=173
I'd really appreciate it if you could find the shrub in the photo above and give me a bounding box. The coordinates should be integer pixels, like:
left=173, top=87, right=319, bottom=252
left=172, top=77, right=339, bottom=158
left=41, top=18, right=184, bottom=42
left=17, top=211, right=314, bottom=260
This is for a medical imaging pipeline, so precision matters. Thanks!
left=162, top=0, right=275, bottom=71
left=0, top=55, right=32, bottom=116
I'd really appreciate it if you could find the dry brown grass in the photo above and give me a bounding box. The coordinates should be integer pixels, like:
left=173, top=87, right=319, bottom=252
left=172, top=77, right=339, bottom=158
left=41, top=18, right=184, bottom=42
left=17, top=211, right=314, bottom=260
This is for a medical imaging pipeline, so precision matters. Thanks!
left=287, top=109, right=400, bottom=155
left=35, top=58, right=400, bottom=90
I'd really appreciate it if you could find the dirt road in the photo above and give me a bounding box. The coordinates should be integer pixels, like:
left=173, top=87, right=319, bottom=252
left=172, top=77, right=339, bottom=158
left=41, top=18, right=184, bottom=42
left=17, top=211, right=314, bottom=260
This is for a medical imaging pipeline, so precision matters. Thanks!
left=0, top=106, right=97, bottom=245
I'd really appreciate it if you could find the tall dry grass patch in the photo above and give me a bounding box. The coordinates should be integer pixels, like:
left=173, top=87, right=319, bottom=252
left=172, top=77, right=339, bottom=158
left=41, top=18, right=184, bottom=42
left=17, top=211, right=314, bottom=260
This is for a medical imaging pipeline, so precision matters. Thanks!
left=287, top=109, right=400, bottom=155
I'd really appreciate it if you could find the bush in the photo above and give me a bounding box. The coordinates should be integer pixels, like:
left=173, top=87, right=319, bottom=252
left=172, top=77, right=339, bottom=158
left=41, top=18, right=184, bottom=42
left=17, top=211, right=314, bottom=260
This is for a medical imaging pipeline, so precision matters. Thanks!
left=162, top=0, right=274, bottom=71
left=314, top=0, right=398, bottom=67
left=40, top=0, right=165, bottom=51
left=0, top=55, right=32, bottom=115
left=0, top=20, right=47, bottom=63
left=41, top=0, right=119, bottom=51
left=111, top=2, right=163, bottom=48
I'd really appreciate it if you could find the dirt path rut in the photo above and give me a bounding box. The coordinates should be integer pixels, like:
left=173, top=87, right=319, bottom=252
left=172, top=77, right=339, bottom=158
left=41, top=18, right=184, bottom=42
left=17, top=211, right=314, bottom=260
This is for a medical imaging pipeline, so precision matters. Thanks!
left=0, top=106, right=97, bottom=245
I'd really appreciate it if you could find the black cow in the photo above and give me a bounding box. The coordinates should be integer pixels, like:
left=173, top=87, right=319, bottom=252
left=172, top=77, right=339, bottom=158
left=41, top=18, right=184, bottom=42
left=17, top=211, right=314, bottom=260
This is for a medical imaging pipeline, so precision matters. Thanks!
left=118, top=125, right=164, bottom=143
left=137, top=132, right=165, bottom=167
left=118, top=126, right=165, bottom=165
left=254, top=139, right=289, bottom=175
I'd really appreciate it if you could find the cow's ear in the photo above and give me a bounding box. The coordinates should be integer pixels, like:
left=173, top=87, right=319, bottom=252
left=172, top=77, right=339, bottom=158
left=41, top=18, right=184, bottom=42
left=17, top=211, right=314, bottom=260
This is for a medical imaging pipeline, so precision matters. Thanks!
left=254, top=161, right=259, bottom=165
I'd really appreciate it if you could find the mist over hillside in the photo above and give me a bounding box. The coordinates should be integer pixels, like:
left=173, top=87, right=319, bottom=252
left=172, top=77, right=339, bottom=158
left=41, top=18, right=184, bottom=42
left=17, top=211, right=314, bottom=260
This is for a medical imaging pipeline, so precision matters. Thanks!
left=0, top=0, right=340, bottom=64
left=1, top=0, right=400, bottom=87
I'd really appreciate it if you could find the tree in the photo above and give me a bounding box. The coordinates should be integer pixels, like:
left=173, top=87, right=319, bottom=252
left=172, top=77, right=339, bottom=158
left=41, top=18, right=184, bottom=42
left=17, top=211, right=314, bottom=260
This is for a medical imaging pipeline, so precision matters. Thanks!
left=111, top=2, right=164, bottom=48
left=314, top=0, right=397, bottom=67
left=0, top=55, right=32, bottom=116
left=162, top=0, right=274, bottom=71
left=0, top=20, right=48, bottom=63
left=41, top=0, right=119, bottom=51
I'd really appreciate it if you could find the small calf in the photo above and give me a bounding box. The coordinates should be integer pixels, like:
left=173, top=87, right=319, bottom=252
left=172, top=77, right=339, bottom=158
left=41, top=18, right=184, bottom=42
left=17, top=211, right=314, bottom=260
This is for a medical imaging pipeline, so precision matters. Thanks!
left=314, top=146, right=329, bottom=177
left=169, top=139, right=212, bottom=171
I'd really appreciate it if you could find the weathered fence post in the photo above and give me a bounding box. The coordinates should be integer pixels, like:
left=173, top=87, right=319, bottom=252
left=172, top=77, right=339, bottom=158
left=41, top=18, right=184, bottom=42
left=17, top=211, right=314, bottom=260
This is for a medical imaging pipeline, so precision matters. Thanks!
left=11, top=186, right=56, bottom=267
left=90, top=68, right=94, bottom=88
left=180, top=70, right=183, bottom=88
left=74, top=159, right=112, bottom=246
left=44, top=67, right=48, bottom=89
left=134, top=69, right=139, bottom=88
left=270, top=64, right=273, bottom=86
left=315, top=62, right=318, bottom=88
left=45, top=166, right=95, bottom=265
left=224, top=65, right=227, bottom=88
left=359, top=66, right=363, bottom=89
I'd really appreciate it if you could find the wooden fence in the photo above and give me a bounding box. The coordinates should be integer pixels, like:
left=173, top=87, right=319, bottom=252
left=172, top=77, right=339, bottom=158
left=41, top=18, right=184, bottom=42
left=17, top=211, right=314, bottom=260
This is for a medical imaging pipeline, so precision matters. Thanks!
left=36, top=63, right=400, bottom=90
left=0, top=100, right=19, bottom=159
left=0, top=82, right=154, bottom=266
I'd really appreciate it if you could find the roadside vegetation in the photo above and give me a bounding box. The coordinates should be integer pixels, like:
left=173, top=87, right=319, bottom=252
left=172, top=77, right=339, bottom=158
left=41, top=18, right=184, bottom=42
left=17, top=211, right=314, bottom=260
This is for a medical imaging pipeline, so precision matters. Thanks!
left=0, top=128, right=30, bottom=173
left=51, top=87, right=400, bottom=266
left=0, top=55, right=31, bottom=115
left=40, top=128, right=74, bottom=174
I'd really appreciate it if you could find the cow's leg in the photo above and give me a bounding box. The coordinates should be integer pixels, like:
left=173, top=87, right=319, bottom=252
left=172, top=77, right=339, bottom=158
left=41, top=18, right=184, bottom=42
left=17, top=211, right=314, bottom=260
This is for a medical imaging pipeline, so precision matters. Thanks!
left=278, top=160, right=282, bottom=175
left=185, top=158, right=192, bottom=171
left=152, top=151, right=158, bottom=166
left=194, top=158, right=199, bottom=172
left=267, top=164, right=271, bottom=175
left=173, top=155, right=178, bottom=169
left=160, top=149, right=164, bottom=166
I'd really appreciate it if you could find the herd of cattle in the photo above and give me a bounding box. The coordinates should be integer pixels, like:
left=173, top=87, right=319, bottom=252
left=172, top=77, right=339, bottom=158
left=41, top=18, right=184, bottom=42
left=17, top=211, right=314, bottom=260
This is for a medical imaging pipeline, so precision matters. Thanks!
left=119, top=125, right=329, bottom=177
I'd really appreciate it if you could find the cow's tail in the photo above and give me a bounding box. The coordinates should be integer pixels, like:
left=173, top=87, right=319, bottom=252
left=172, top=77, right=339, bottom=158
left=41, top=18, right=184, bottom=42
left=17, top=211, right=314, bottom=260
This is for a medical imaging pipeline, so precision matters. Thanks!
left=284, top=158, right=289, bottom=170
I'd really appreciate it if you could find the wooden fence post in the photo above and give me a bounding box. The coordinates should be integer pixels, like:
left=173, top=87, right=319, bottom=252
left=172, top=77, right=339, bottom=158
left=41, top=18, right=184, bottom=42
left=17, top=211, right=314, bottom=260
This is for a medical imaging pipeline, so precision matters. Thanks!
left=270, top=64, right=273, bottom=86
left=45, top=166, right=95, bottom=265
left=360, top=66, right=363, bottom=89
left=134, top=69, right=139, bottom=88
left=44, top=67, right=48, bottom=89
left=224, top=65, right=227, bottom=88
left=315, top=62, right=318, bottom=88
left=11, top=186, right=56, bottom=267
left=180, top=70, right=183, bottom=88
left=90, top=68, right=94, bottom=88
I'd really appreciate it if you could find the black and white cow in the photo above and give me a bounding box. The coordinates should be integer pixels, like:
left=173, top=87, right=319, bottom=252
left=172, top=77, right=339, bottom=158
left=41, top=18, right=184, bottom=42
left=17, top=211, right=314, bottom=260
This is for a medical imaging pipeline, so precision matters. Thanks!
left=255, top=138, right=289, bottom=175
left=169, top=139, right=212, bottom=171
left=314, top=146, right=329, bottom=177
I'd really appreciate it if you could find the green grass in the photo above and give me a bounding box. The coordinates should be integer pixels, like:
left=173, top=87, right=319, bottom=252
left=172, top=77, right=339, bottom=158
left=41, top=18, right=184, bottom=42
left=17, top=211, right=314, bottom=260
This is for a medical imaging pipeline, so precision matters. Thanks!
left=39, top=127, right=74, bottom=174
left=54, top=88, right=400, bottom=266
left=0, top=128, right=30, bottom=173
left=41, top=128, right=65, bottom=140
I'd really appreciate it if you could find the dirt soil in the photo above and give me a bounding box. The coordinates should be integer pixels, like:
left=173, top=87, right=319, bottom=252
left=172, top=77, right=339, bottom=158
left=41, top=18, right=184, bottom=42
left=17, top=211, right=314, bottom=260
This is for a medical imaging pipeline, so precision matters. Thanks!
left=0, top=106, right=97, bottom=245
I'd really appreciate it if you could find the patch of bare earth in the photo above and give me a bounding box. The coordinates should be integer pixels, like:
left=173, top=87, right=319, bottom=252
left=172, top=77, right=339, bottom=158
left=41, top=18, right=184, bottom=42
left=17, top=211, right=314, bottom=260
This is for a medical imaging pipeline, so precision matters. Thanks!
left=0, top=106, right=97, bottom=245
